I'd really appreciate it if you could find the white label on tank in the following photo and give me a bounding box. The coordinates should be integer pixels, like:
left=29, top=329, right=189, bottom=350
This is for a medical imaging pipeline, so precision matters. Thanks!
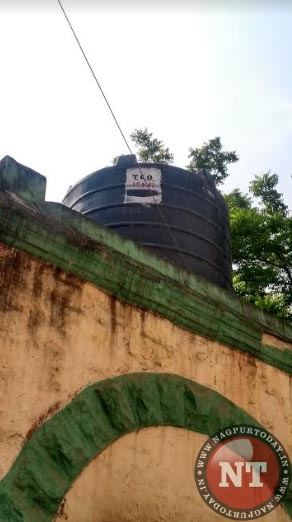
left=124, top=167, right=162, bottom=204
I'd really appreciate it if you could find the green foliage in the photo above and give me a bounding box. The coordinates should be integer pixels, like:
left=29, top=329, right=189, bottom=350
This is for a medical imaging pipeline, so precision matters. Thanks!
left=249, top=172, right=288, bottom=214
left=130, top=128, right=174, bottom=164
left=227, top=174, right=292, bottom=320
left=225, top=189, right=252, bottom=210
left=187, top=137, right=239, bottom=185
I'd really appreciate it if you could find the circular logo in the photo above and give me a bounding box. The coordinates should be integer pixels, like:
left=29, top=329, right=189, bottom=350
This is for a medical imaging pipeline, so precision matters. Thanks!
left=194, top=425, right=290, bottom=519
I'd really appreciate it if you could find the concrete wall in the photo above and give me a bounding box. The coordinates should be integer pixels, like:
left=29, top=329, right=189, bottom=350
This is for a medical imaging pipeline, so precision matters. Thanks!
left=53, top=428, right=289, bottom=522
left=0, top=242, right=291, bottom=521
left=1, top=159, right=292, bottom=522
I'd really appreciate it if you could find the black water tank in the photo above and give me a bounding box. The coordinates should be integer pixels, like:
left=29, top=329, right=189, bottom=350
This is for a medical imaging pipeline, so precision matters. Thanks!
left=63, top=155, right=232, bottom=290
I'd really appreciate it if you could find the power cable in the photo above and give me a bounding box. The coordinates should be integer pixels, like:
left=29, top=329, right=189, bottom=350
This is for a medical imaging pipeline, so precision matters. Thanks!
left=57, top=0, right=132, bottom=154
left=57, top=0, right=190, bottom=272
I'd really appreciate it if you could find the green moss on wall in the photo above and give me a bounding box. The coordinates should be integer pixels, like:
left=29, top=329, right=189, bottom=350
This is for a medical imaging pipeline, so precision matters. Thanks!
left=0, top=157, right=46, bottom=203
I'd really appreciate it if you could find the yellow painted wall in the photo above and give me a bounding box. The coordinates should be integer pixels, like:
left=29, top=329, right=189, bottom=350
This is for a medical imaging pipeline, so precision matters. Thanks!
left=0, top=243, right=291, bottom=521
left=54, top=428, right=289, bottom=522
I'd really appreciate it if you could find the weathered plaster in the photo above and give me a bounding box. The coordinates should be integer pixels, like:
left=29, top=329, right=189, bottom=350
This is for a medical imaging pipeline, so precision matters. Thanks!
left=54, top=427, right=290, bottom=522
left=0, top=244, right=291, bottom=487
left=262, top=333, right=292, bottom=351
left=0, top=192, right=291, bottom=375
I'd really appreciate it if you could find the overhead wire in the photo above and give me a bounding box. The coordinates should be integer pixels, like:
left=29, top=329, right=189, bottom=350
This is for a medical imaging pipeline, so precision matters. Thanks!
left=57, top=0, right=190, bottom=272
left=57, top=0, right=132, bottom=154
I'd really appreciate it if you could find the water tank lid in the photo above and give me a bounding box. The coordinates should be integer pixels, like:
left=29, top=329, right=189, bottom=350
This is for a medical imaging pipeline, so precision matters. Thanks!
left=116, top=154, right=137, bottom=168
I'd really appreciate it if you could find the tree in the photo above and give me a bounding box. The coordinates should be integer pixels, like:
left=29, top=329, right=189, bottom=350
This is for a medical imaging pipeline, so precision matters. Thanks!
left=187, top=137, right=239, bottom=185
left=225, top=189, right=252, bottom=210
left=130, top=128, right=174, bottom=164
left=249, top=172, right=288, bottom=214
left=227, top=174, right=292, bottom=320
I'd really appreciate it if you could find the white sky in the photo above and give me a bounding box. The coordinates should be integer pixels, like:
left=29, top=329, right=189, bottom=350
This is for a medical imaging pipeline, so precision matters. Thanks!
left=0, top=1, right=292, bottom=208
